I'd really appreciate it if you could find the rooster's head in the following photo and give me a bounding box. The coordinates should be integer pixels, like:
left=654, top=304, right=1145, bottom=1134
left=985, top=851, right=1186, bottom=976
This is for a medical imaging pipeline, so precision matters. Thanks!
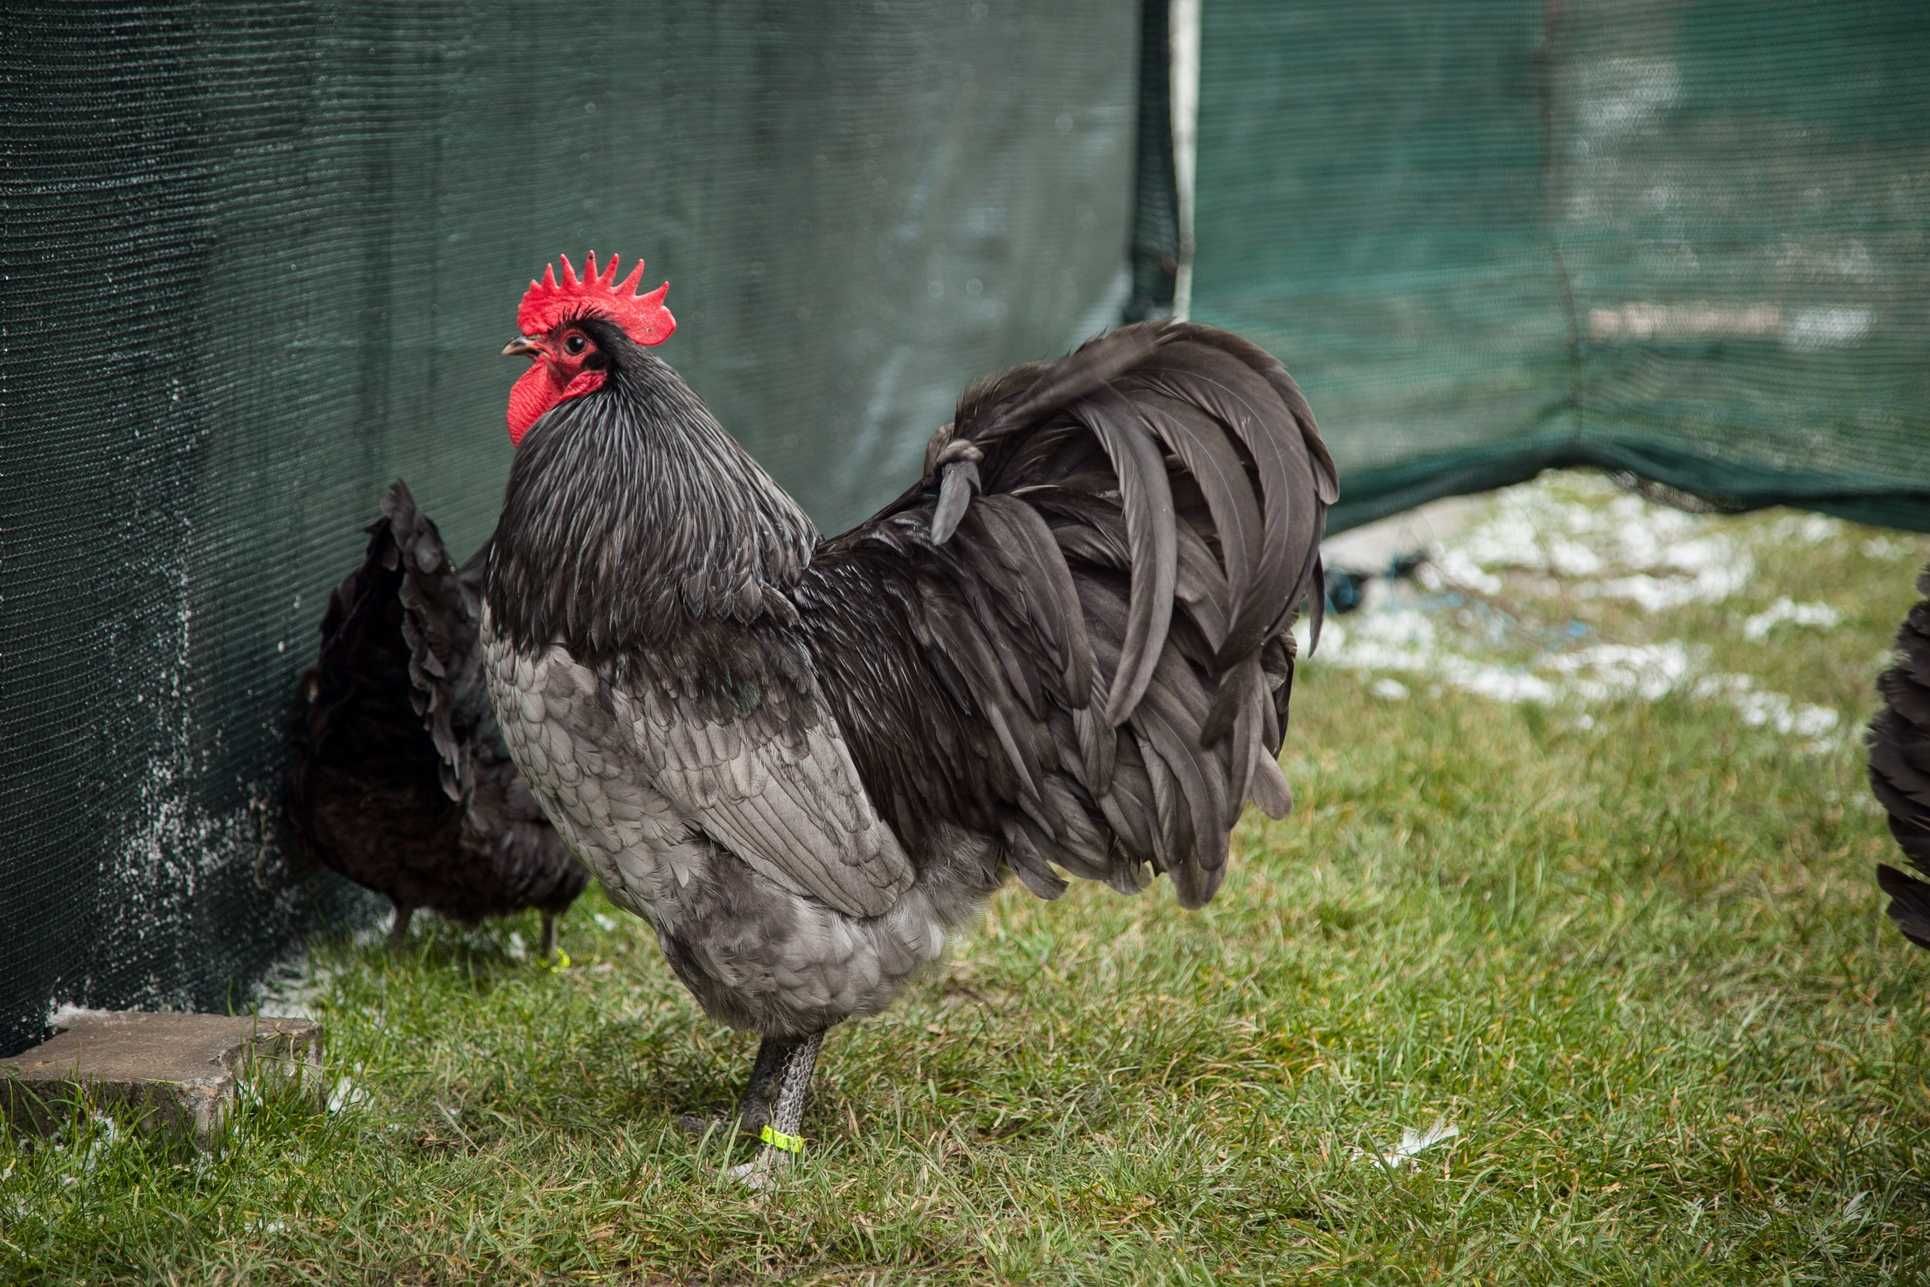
left=502, top=251, right=676, bottom=445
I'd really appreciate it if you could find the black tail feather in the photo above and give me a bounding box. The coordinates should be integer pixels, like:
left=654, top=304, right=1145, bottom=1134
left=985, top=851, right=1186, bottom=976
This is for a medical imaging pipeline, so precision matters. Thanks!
left=1869, top=562, right=1930, bottom=949
left=831, top=322, right=1335, bottom=908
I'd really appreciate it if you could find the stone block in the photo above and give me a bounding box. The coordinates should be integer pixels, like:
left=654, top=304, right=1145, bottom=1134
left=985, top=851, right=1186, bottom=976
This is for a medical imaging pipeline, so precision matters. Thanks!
left=0, top=1011, right=323, bottom=1146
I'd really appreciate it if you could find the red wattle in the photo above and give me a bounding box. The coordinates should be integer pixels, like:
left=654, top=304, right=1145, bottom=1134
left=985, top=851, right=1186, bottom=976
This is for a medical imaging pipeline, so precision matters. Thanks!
left=507, top=364, right=607, bottom=446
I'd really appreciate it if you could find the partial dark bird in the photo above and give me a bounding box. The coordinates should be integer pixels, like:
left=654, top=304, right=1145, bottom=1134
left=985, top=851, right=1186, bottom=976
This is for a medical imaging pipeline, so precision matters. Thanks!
left=288, top=481, right=587, bottom=953
left=1869, top=561, right=1930, bottom=948
left=483, top=253, right=1337, bottom=1180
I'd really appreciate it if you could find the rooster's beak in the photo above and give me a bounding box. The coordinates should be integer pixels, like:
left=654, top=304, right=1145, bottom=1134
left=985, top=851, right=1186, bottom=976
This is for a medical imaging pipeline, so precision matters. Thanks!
left=501, top=336, right=540, bottom=358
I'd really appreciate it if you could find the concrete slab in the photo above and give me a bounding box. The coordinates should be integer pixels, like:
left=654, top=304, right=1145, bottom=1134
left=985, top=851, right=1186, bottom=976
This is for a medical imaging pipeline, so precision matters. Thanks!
left=0, top=1011, right=323, bottom=1146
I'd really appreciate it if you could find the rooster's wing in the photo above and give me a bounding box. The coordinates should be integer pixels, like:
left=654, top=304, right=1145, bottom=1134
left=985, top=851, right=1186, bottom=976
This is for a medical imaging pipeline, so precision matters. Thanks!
left=602, top=656, right=918, bottom=919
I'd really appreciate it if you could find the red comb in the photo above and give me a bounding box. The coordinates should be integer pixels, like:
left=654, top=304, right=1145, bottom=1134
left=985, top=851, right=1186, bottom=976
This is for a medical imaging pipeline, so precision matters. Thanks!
left=516, top=251, right=675, bottom=346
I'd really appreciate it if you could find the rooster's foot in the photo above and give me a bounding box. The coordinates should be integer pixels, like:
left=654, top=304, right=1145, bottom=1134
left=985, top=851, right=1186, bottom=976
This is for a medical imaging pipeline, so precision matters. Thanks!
left=727, top=1153, right=787, bottom=1191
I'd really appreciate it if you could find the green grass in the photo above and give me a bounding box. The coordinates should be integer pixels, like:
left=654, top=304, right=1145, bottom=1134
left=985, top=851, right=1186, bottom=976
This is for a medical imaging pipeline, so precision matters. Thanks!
left=4, top=479, right=1928, bottom=1283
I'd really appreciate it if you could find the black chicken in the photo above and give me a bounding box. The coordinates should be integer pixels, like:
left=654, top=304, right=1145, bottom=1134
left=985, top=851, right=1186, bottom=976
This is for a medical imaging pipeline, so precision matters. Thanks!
left=482, top=253, right=1336, bottom=1179
left=1870, top=561, right=1930, bottom=948
left=288, top=481, right=587, bottom=953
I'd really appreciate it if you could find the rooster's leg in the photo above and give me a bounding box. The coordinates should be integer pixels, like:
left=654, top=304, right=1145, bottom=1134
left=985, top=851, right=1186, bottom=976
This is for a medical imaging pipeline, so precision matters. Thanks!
left=678, top=1036, right=787, bottom=1138
left=388, top=904, right=414, bottom=952
left=538, top=910, right=559, bottom=959
left=729, top=1030, right=823, bottom=1188
left=736, top=1034, right=790, bottom=1129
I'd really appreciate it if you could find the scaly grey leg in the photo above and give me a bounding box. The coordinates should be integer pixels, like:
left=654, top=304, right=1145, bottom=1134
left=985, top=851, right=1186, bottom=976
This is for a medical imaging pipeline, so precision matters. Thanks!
left=731, top=1030, right=824, bottom=1188
left=538, top=910, right=559, bottom=959
left=737, top=1034, right=792, bottom=1131
left=388, top=904, right=415, bottom=952
left=679, top=1035, right=795, bottom=1139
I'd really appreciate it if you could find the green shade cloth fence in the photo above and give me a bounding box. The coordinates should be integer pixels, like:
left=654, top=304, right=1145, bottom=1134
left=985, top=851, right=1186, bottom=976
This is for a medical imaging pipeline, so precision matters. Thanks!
left=3, top=0, right=1924, bottom=1055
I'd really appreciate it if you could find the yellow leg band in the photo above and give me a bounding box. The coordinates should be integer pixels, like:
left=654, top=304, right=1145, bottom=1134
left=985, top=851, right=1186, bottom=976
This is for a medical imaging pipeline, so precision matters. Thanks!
left=759, top=1125, right=804, bottom=1154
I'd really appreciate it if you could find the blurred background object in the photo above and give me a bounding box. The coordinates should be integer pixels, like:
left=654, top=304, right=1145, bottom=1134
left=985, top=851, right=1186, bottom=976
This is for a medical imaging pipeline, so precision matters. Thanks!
left=3, top=0, right=1926, bottom=1055
left=285, top=482, right=587, bottom=956
left=1189, top=0, right=1930, bottom=531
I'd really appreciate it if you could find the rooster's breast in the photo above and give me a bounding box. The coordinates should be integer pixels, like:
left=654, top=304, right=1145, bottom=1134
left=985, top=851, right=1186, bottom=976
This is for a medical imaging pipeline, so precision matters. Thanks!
left=480, top=613, right=686, bottom=920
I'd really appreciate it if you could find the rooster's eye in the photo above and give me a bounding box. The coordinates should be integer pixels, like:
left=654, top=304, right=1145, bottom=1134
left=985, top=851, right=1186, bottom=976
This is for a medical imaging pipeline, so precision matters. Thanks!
left=563, top=332, right=589, bottom=356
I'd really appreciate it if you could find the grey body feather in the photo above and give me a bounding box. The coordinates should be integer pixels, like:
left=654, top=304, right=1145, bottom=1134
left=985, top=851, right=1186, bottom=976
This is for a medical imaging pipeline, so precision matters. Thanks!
left=483, top=320, right=1335, bottom=1035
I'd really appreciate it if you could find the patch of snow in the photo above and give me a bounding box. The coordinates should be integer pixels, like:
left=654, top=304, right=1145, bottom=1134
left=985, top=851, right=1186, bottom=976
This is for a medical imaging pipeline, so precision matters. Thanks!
left=1546, top=538, right=1605, bottom=577
left=1742, top=598, right=1842, bottom=641
left=1764, top=513, right=1844, bottom=546
left=1310, top=615, right=1559, bottom=704
left=1862, top=535, right=1914, bottom=560
left=1691, top=673, right=1841, bottom=741
left=350, top=914, right=398, bottom=950
left=54, top=1113, right=123, bottom=1186
left=254, top=949, right=335, bottom=1021
left=1301, top=477, right=1848, bottom=755
left=1546, top=641, right=1695, bottom=702
left=326, top=1075, right=370, bottom=1115
left=1429, top=547, right=1503, bottom=595
left=1445, top=482, right=1754, bottom=610
left=1587, top=539, right=1754, bottom=612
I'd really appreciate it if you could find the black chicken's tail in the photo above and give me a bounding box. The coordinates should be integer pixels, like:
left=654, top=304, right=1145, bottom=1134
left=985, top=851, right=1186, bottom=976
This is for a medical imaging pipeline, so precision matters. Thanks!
left=1869, top=562, right=1930, bottom=948
left=890, top=322, right=1337, bottom=907
left=288, top=481, right=483, bottom=843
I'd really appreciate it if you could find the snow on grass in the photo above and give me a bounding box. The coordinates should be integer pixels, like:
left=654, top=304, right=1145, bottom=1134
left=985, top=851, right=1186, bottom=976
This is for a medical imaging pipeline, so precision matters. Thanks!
left=326, top=1073, right=371, bottom=1116
left=1863, top=535, right=1913, bottom=561
left=1303, top=475, right=1851, bottom=749
left=1742, top=598, right=1842, bottom=641
left=255, top=948, right=338, bottom=1022
left=1691, top=674, right=1841, bottom=742
left=1443, top=483, right=1757, bottom=611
